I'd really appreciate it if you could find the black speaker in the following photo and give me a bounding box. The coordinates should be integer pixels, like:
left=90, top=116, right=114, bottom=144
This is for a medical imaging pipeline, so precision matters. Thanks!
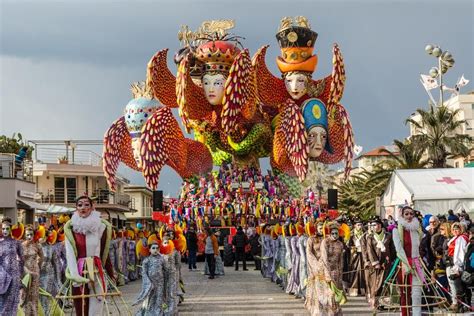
left=153, top=190, right=163, bottom=212
left=328, top=189, right=338, bottom=209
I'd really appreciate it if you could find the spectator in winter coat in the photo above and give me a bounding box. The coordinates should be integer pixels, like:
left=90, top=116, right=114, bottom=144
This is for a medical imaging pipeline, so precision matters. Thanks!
left=446, top=222, right=469, bottom=312
left=249, top=230, right=262, bottom=270
left=205, top=229, right=219, bottom=279
left=186, top=226, right=198, bottom=271
left=420, top=216, right=440, bottom=272
left=447, top=210, right=459, bottom=223
left=232, top=226, right=249, bottom=271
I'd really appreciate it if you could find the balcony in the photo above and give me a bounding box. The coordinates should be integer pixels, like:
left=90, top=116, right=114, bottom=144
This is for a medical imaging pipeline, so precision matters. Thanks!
left=0, top=153, right=33, bottom=182
left=33, top=147, right=102, bottom=166
left=35, top=187, right=131, bottom=208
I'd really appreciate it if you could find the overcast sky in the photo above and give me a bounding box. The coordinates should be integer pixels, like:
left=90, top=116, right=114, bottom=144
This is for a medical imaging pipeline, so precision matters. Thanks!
left=1, top=0, right=473, bottom=195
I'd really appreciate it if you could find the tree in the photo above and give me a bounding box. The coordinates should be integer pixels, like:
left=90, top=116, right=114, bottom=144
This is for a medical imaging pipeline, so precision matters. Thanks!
left=380, top=139, right=429, bottom=169
left=0, top=133, right=33, bottom=158
left=406, top=105, right=473, bottom=168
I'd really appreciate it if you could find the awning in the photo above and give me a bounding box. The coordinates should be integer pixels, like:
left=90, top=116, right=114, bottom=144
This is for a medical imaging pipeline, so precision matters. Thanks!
left=45, top=205, right=75, bottom=214
left=17, top=199, right=48, bottom=210
left=106, top=210, right=128, bottom=221
left=117, top=212, right=127, bottom=221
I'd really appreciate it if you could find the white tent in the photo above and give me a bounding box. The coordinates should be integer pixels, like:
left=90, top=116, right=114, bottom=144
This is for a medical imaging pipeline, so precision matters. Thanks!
left=381, top=168, right=474, bottom=218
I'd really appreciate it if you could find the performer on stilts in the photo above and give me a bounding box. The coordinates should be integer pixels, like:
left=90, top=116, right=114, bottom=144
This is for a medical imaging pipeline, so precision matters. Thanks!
left=392, top=206, right=423, bottom=316
left=63, top=195, right=116, bottom=316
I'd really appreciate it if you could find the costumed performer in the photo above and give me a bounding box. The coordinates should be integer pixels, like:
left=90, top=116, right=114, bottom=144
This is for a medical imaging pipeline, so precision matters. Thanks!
left=40, top=226, right=62, bottom=314
left=63, top=195, right=115, bottom=316
left=365, top=215, right=395, bottom=309
left=347, top=217, right=366, bottom=297
left=320, top=222, right=345, bottom=316
left=133, top=241, right=166, bottom=316
left=392, top=206, right=423, bottom=316
left=21, top=224, right=44, bottom=316
left=0, top=217, right=24, bottom=315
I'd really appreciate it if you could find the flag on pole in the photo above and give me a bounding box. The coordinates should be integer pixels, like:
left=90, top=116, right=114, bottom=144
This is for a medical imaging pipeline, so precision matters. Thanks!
left=420, top=74, right=439, bottom=90
left=457, top=75, right=469, bottom=88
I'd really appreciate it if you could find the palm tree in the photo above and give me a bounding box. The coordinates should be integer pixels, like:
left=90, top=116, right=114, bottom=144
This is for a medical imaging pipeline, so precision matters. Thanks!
left=406, top=105, right=473, bottom=168
left=380, top=139, right=429, bottom=169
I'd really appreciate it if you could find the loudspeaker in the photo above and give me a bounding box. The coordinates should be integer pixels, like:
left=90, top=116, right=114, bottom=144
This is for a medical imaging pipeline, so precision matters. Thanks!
left=328, top=189, right=338, bottom=209
left=153, top=190, right=163, bottom=212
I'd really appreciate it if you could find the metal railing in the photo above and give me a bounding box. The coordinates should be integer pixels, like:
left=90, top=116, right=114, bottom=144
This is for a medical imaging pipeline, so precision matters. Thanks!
left=36, top=187, right=131, bottom=207
left=33, top=147, right=102, bottom=166
left=0, top=153, right=33, bottom=182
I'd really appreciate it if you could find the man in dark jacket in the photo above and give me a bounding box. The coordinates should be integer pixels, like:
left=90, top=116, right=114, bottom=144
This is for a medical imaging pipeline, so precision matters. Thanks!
left=232, top=226, right=248, bottom=271
left=186, top=226, right=198, bottom=270
left=249, top=229, right=262, bottom=270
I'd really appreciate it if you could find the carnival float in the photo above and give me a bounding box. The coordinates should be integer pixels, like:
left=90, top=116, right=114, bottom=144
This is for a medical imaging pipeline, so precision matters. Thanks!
left=103, top=17, right=354, bottom=196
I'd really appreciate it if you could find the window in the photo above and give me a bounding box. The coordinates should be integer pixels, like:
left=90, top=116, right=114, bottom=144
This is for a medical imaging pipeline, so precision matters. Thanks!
left=54, top=177, right=77, bottom=203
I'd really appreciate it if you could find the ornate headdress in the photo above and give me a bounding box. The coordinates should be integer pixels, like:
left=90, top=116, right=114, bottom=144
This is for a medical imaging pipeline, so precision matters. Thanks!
left=276, top=16, right=318, bottom=74
left=189, top=20, right=241, bottom=75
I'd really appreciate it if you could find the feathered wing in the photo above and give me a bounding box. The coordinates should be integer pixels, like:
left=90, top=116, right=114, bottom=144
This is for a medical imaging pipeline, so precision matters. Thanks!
left=252, top=45, right=288, bottom=108
left=221, top=49, right=256, bottom=134
left=280, top=99, right=309, bottom=181
left=146, top=49, right=178, bottom=108
left=339, top=105, right=354, bottom=179
left=327, top=44, right=346, bottom=106
left=314, top=44, right=353, bottom=178
left=176, top=55, right=212, bottom=132
left=103, top=116, right=139, bottom=191
left=139, top=107, right=187, bottom=190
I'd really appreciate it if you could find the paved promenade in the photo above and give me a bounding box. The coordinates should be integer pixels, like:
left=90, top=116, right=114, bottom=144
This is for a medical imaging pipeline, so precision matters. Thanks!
left=118, top=261, right=374, bottom=315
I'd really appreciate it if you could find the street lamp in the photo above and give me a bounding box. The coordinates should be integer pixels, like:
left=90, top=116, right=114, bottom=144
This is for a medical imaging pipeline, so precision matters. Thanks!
left=425, top=44, right=455, bottom=107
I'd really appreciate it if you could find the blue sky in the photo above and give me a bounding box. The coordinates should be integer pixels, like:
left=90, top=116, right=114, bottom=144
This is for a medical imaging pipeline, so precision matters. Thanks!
left=1, top=0, right=473, bottom=195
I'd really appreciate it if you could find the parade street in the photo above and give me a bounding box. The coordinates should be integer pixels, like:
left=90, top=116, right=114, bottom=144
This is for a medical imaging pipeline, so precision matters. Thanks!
left=119, top=262, right=373, bottom=316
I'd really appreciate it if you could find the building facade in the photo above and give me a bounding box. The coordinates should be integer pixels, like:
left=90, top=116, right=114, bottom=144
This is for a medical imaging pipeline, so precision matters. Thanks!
left=30, top=140, right=135, bottom=228
left=124, top=185, right=154, bottom=230
left=0, top=153, right=45, bottom=224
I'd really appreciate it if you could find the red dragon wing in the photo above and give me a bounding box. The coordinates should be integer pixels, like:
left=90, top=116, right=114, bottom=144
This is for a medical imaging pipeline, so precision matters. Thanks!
left=139, top=107, right=187, bottom=190
left=176, top=54, right=212, bottom=132
left=103, top=116, right=139, bottom=191
left=221, top=49, right=256, bottom=134
left=146, top=49, right=178, bottom=108
left=252, top=45, right=288, bottom=108
left=280, top=99, right=309, bottom=181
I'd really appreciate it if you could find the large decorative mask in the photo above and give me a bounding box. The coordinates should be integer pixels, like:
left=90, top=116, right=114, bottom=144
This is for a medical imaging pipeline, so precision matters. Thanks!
left=284, top=72, right=309, bottom=100
left=202, top=73, right=226, bottom=105
left=196, top=39, right=240, bottom=107
left=302, top=99, right=332, bottom=158
left=124, top=83, right=160, bottom=168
